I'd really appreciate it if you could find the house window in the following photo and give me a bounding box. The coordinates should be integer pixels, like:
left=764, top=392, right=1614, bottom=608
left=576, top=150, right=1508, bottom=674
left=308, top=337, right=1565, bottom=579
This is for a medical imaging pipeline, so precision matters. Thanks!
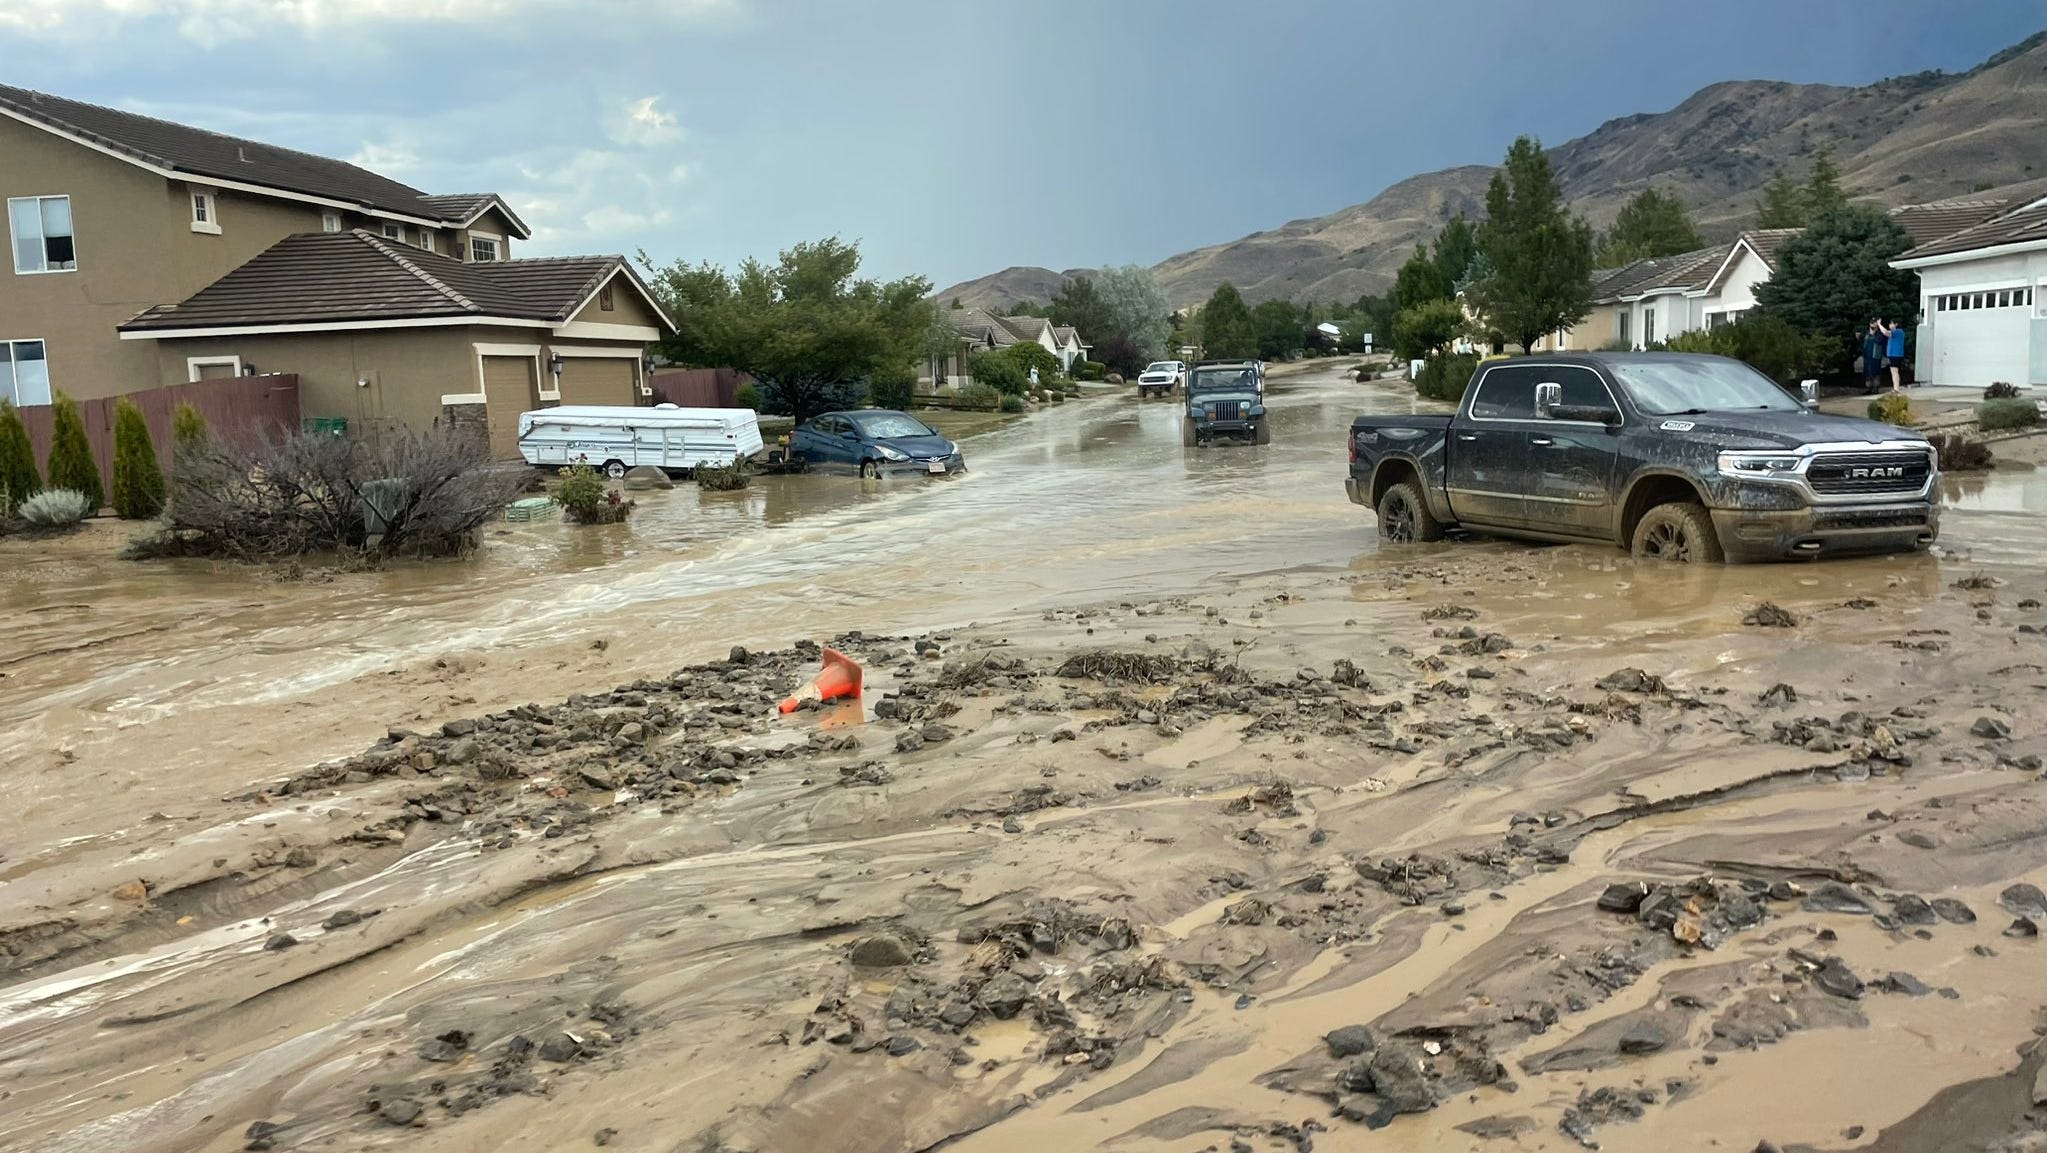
left=322, top=212, right=343, bottom=233
left=1705, top=310, right=1725, bottom=331
left=416, top=230, right=435, bottom=253
left=382, top=223, right=404, bottom=242
left=9, top=195, right=76, bottom=273
left=1617, top=312, right=1630, bottom=345
left=190, top=189, right=218, bottom=234
left=1642, top=306, right=1656, bottom=345
left=598, top=285, right=615, bottom=312
left=469, top=234, right=501, bottom=263
left=0, top=339, right=51, bottom=407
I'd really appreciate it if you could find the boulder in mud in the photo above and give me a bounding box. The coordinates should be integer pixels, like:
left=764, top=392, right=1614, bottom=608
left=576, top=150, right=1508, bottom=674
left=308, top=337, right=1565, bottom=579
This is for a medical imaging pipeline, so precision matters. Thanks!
left=1359, top=1042, right=1436, bottom=1127
left=977, top=972, right=1034, bottom=1020
left=622, top=465, right=673, bottom=491
left=1594, top=669, right=1663, bottom=694
left=1325, top=1025, right=1376, bottom=1059
left=378, top=1098, right=424, bottom=1126
left=1812, top=957, right=1865, bottom=999
left=537, top=1032, right=586, bottom=1063
left=263, top=932, right=298, bottom=951
left=1998, top=883, right=2047, bottom=920
left=1618, top=1021, right=1670, bottom=1054
left=1742, top=602, right=1798, bottom=628
left=1969, top=716, right=2011, bottom=740
left=1802, top=883, right=1873, bottom=915
left=850, top=933, right=916, bottom=969
left=1597, top=882, right=1648, bottom=913
left=1931, top=897, right=1976, bottom=924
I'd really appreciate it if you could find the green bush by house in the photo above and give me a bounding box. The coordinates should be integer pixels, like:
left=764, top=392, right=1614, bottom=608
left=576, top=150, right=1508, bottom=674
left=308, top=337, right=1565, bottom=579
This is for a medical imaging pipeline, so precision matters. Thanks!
left=968, top=351, right=1029, bottom=396
left=1977, top=397, right=2040, bottom=432
left=866, top=364, right=916, bottom=411
left=111, top=398, right=167, bottom=518
left=172, top=402, right=208, bottom=458
left=999, top=393, right=1026, bottom=413
left=1867, top=393, right=1913, bottom=425
left=959, top=383, right=1001, bottom=412
left=0, top=401, right=40, bottom=514
left=1414, top=352, right=1480, bottom=402
left=45, top=392, right=103, bottom=512
left=735, top=382, right=762, bottom=411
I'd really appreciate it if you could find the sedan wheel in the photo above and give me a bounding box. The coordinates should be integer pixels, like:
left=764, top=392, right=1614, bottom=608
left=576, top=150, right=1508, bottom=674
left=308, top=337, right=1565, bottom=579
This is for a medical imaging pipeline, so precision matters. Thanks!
left=860, top=460, right=880, bottom=480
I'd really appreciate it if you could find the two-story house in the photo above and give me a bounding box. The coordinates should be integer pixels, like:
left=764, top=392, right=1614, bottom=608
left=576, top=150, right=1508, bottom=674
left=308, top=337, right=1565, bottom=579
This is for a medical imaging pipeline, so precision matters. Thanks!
left=1, top=84, right=674, bottom=458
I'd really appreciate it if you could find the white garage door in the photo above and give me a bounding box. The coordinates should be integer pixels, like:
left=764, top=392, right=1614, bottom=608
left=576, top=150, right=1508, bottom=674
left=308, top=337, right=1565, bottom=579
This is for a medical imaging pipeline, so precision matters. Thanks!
left=1933, top=307, right=2029, bottom=389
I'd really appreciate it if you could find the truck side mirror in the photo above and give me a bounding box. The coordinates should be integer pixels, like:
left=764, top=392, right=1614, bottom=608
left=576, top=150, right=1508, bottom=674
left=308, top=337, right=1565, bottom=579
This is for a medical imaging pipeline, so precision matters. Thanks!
left=1799, top=380, right=1819, bottom=410
left=1534, top=382, right=1562, bottom=419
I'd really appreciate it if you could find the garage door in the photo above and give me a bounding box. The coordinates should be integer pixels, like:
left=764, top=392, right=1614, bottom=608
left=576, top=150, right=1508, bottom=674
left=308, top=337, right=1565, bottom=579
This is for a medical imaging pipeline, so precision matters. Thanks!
left=557, top=357, right=636, bottom=408
left=1933, top=306, right=2029, bottom=389
left=481, top=355, right=538, bottom=460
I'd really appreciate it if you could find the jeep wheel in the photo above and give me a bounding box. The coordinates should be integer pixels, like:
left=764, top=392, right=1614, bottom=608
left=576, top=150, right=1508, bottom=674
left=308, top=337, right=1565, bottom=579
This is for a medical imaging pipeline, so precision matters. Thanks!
left=1183, top=417, right=1199, bottom=447
left=1631, top=502, right=1724, bottom=564
left=1376, top=481, right=1444, bottom=543
left=1253, top=419, right=1270, bottom=445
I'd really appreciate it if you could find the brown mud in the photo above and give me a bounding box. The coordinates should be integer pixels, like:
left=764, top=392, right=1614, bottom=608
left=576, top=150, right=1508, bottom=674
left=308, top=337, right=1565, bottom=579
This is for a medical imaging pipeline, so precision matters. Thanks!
left=3, top=367, right=2046, bottom=1153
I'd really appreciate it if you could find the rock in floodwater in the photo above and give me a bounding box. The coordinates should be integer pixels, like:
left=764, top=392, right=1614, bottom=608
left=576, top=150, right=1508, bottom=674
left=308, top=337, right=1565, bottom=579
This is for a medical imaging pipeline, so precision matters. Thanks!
left=1931, top=897, right=1976, bottom=924
left=1618, top=1021, right=1670, bottom=1054
left=1325, top=1025, right=1376, bottom=1059
left=1802, top=883, right=1873, bottom=915
left=1998, top=883, right=2047, bottom=920
left=849, top=933, right=916, bottom=969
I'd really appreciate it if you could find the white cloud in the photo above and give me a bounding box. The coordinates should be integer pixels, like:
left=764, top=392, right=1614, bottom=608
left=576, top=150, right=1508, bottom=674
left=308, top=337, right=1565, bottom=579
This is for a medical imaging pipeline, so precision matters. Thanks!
left=1, top=0, right=739, bottom=43
left=348, top=141, right=423, bottom=176
left=615, top=96, right=681, bottom=147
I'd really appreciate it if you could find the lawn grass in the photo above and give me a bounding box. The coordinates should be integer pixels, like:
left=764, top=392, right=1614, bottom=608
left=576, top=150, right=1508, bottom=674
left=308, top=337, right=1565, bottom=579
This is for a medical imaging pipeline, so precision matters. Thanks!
left=916, top=408, right=1022, bottom=440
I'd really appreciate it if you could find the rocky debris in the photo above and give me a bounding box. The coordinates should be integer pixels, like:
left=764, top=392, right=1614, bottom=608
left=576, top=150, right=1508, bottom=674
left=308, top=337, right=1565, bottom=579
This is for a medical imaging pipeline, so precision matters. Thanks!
left=2006, top=917, right=2040, bottom=939
left=593, top=1128, right=618, bottom=1146
left=377, top=1098, right=424, bottom=1127
left=1803, top=883, right=1874, bottom=915
left=1743, top=602, right=1798, bottom=628
left=2000, top=884, right=2047, bottom=921
left=1225, top=780, right=1299, bottom=817
left=263, top=932, right=298, bottom=951
left=975, top=972, right=1035, bottom=1020
left=537, top=1032, right=586, bottom=1063
left=1559, top=1085, right=1652, bottom=1149
left=1759, top=683, right=1798, bottom=709
left=111, top=880, right=148, bottom=902
left=1931, top=897, right=1976, bottom=924
left=850, top=933, right=917, bottom=969
left=1889, top=894, right=1939, bottom=925
left=1325, top=1025, right=1375, bottom=1059
left=418, top=1030, right=471, bottom=1063
left=1055, top=650, right=1184, bottom=683
left=321, top=908, right=369, bottom=931
left=1597, top=882, right=1648, bottom=913
left=1971, top=716, right=2012, bottom=740
left=1877, top=972, right=1931, bottom=997
left=1618, top=1021, right=1671, bottom=1054
left=895, top=729, right=926, bottom=754
left=838, top=763, right=894, bottom=787
left=1617, top=877, right=1769, bottom=949
left=1595, top=669, right=1664, bottom=694
left=1422, top=604, right=1480, bottom=621
left=1788, top=950, right=1866, bottom=999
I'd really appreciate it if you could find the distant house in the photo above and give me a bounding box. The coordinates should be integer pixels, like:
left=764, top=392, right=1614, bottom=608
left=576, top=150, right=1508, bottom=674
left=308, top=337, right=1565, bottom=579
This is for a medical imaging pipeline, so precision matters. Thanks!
left=920, top=308, right=1091, bottom=389
left=0, top=82, right=671, bottom=459
left=1316, top=321, right=1344, bottom=348
left=1537, top=230, right=1801, bottom=352
left=1052, top=325, right=1090, bottom=371
left=1891, top=194, right=2047, bottom=388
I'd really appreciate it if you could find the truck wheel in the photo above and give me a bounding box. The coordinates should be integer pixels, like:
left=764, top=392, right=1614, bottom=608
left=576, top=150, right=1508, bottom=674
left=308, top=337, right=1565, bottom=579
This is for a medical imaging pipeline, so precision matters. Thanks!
left=1377, top=481, right=1444, bottom=543
left=1253, top=420, right=1270, bottom=445
left=602, top=460, right=627, bottom=480
left=1183, top=418, right=1199, bottom=447
left=1631, top=502, right=1724, bottom=564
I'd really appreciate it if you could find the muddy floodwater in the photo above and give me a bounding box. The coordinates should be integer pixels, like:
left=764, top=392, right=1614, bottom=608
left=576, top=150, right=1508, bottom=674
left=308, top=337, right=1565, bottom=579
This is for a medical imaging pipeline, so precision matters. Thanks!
left=3, top=364, right=2045, bottom=1153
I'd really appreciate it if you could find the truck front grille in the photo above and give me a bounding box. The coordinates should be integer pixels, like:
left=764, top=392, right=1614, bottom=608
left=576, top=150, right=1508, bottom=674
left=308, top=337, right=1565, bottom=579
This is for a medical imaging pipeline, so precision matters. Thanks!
left=1812, top=507, right=1929, bottom=530
left=1807, top=450, right=1932, bottom=497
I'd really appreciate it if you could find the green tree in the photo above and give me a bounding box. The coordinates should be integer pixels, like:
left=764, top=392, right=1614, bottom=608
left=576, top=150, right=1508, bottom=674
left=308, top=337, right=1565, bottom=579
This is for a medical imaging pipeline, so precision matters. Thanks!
left=1006, top=299, right=1052, bottom=318
left=1753, top=204, right=1919, bottom=370
left=45, top=391, right=103, bottom=511
left=1804, top=145, right=1848, bottom=219
left=1390, top=298, right=1468, bottom=361
left=1390, top=244, right=1453, bottom=314
left=1094, top=264, right=1173, bottom=374
left=1200, top=282, right=1257, bottom=358
left=642, top=237, right=931, bottom=425
left=969, top=348, right=1029, bottom=396
left=1596, top=187, right=1704, bottom=265
left=110, top=398, right=166, bottom=518
left=866, top=363, right=916, bottom=410
left=1754, top=166, right=1807, bottom=228
left=1004, top=340, right=1062, bottom=382
left=1251, top=298, right=1303, bottom=360
left=1047, top=275, right=1111, bottom=345
left=172, top=402, right=208, bottom=455
left=0, top=400, right=40, bottom=511
left=1470, top=136, right=1596, bottom=353
left=1431, top=216, right=1478, bottom=292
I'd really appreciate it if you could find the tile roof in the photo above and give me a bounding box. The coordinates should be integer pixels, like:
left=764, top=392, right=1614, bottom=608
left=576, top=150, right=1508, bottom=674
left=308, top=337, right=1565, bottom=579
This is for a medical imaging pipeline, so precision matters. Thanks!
left=997, top=315, right=1051, bottom=341
left=944, top=308, right=1018, bottom=346
left=1734, top=228, right=1802, bottom=269
left=119, top=231, right=670, bottom=332
left=1896, top=198, right=2047, bottom=261
left=1593, top=245, right=1729, bottom=301
left=0, top=84, right=526, bottom=233
left=1052, top=325, right=1085, bottom=346
left=1889, top=197, right=2012, bottom=247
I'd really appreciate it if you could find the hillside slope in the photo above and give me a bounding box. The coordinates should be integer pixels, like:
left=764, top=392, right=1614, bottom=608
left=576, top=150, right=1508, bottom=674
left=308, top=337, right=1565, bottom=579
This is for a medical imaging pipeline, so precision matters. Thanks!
left=949, top=32, right=2047, bottom=311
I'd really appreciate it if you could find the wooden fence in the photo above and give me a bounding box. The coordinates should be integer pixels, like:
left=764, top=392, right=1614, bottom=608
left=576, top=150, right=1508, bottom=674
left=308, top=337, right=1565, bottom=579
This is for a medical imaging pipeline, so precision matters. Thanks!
left=19, top=374, right=301, bottom=486
left=647, top=367, right=751, bottom=409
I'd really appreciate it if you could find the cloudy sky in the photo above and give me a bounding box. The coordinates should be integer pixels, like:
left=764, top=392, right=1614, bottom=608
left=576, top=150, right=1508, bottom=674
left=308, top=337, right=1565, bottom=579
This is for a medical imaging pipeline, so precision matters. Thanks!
left=4, top=1, right=2040, bottom=288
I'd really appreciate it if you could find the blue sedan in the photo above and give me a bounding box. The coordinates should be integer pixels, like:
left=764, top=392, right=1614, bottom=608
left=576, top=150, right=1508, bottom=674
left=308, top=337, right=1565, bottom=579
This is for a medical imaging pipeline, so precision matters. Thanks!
left=789, top=410, right=966, bottom=478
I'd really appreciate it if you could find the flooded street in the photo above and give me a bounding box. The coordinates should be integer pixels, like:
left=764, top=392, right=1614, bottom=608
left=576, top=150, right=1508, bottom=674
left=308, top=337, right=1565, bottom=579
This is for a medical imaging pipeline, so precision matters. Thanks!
left=3, top=363, right=2046, bottom=1153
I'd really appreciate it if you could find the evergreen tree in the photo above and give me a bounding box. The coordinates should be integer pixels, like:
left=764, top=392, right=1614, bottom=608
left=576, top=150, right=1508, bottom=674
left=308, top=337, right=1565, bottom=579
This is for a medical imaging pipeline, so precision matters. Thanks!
left=1430, top=217, right=1478, bottom=292
left=1755, top=166, right=1807, bottom=228
left=1596, top=187, right=1705, bottom=265
left=45, top=391, right=103, bottom=511
left=1199, top=282, right=1258, bottom=359
left=111, top=397, right=166, bottom=518
left=1804, top=145, right=1848, bottom=219
left=1470, top=136, right=1596, bottom=352
left=1391, top=244, right=1453, bottom=315
left=0, top=400, right=40, bottom=512
left=1753, top=204, right=1918, bottom=370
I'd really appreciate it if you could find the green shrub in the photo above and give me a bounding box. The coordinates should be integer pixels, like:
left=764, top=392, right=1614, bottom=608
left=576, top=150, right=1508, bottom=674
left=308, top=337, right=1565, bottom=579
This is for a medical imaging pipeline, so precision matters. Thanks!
left=959, top=383, right=1001, bottom=412
left=735, top=382, right=762, bottom=411
left=999, top=393, right=1026, bottom=414
left=19, top=488, right=92, bottom=528
left=1004, top=341, right=1062, bottom=382
left=866, top=364, right=916, bottom=411
left=1926, top=432, right=1992, bottom=471
left=1984, top=381, right=2021, bottom=400
left=111, top=398, right=166, bottom=519
left=1977, top=396, right=2041, bottom=431
left=1414, top=352, right=1480, bottom=402
left=1075, top=359, right=1107, bottom=381
left=1597, top=339, right=1635, bottom=352
left=969, top=350, right=1029, bottom=396
left=550, top=462, right=607, bottom=517
left=694, top=456, right=752, bottom=492
left=172, top=403, right=208, bottom=455
left=45, top=392, right=102, bottom=512
left=1867, top=393, right=1913, bottom=425
left=0, top=401, right=39, bottom=513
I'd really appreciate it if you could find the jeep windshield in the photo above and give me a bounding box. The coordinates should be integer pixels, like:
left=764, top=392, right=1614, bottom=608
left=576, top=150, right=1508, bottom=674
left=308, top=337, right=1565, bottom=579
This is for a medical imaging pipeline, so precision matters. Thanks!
left=1189, top=367, right=1258, bottom=393
left=1613, top=358, right=1802, bottom=415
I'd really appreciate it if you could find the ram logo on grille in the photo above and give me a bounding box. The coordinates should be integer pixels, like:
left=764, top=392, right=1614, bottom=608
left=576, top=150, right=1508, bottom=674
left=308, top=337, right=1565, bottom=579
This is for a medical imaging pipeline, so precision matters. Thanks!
left=1847, top=466, right=1906, bottom=479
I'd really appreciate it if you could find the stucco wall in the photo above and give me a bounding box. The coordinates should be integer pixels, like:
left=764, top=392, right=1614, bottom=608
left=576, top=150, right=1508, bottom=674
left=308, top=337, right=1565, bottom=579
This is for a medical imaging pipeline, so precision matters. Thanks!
left=566, top=274, right=663, bottom=329
left=150, top=328, right=475, bottom=433
left=2, top=115, right=342, bottom=405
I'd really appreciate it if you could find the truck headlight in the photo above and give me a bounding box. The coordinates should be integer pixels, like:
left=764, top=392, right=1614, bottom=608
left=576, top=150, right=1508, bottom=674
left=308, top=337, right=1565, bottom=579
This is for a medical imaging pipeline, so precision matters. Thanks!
left=877, top=446, right=908, bottom=462
left=1187, top=406, right=1203, bottom=418
left=1718, top=451, right=1802, bottom=476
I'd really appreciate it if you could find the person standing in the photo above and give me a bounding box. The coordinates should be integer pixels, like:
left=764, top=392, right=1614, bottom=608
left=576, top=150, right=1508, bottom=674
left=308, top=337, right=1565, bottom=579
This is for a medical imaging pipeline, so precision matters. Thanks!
left=1882, top=318, right=1909, bottom=392
left=1861, top=321, right=1884, bottom=395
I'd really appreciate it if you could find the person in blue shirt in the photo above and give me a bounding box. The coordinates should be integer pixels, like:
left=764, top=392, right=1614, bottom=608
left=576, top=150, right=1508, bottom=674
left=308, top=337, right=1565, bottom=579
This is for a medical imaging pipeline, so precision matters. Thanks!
left=1861, top=321, right=1884, bottom=395
left=1881, top=319, right=1908, bottom=391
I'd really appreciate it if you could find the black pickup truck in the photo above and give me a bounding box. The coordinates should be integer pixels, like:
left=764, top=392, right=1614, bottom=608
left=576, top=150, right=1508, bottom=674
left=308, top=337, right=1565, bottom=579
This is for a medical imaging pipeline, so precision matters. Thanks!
left=1346, top=353, right=1939, bottom=563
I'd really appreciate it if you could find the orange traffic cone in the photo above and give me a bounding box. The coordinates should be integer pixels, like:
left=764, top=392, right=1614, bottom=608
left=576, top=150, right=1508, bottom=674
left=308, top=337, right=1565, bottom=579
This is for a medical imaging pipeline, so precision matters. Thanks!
left=778, top=648, right=863, bottom=714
